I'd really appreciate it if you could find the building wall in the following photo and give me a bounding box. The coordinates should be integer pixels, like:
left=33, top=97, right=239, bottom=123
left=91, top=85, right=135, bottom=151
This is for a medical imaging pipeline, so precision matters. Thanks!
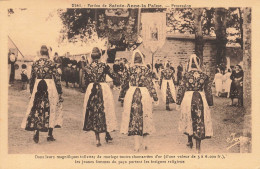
left=116, top=34, right=243, bottom=81
left=135, top=34, right=218, bottom=81
left=226, top=47, right=243, bottom=67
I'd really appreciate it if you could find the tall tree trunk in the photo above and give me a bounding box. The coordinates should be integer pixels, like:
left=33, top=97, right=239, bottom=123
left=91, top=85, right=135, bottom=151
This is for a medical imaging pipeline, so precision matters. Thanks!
left=238, top=8, right=244, bottom=49
left=241, top=7, right=251, bottom=153
left=194, top=8, right=204, bottom=66
left=214, top=8, right=228, bottom=69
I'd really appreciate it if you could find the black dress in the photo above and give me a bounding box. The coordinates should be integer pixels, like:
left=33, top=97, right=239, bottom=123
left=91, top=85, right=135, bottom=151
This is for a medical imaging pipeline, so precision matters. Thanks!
left=83, top=60, right=118, bottom=133
left=230, top=70, right=243, bottom=103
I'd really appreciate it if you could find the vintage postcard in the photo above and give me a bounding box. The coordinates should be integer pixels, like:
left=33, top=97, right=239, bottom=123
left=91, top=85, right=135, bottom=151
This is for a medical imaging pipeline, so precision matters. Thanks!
left=0, top=0, right=259, bottom=168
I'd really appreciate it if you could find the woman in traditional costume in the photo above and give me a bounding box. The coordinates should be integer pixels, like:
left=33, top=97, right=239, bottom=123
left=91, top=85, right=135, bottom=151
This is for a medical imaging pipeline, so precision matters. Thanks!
left=68, top=59, right=78, bottom=88
left=176, top=54, right=213, bottom=153
left=118, top=60, right=130, bottom=107
left=177, top=62, right=183, bottom=86
left=82, top=47, right=118, bottom=147
left=62, top=53, right=71, bottom=86
left=21, top=45, right=63, bottom=143
left=160, top=62, right=177, bottom=111
left=230, top=65, right=244, bottom=106
left=78, top=55, right=88, bottom=92
left=213, top=68, right=223, bottom=96
left=147, top=63, right=160, bottom=100
left=120, top=49, right=158, bottom=152
left=223, top=68, right=232, bottom=98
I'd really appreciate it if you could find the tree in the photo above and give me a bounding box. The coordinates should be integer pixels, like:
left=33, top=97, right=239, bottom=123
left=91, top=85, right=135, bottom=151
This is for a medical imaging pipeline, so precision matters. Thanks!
left=226, top=7, right=243, bottom=49
left=202, top=8, right=215, bottom=35
left=59, top=8, right=96, bottom=41
left=166, top=8, right=194, bottom=34
left=214, top=8, right=228, bottom=69
left=193, top=8, right=204, bottom=65
left=59, top=8, right=139, bottom=49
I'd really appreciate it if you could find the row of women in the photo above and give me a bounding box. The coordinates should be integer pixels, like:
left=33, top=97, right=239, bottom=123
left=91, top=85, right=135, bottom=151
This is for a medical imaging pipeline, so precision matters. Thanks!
left=213, top=65, right=244, bottom=106
left=117, top=58, right=180, bottom=111
left=21, top=45, right=213, bottom=153
left=52, top=53, right=89, bottom=91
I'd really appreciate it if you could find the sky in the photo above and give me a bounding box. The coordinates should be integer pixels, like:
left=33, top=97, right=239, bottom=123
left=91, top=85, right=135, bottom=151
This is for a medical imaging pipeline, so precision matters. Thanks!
left=8, top=8, right=64, bottom=57
left=7, top=8, right=97, bottom=59
left=8, top=8, right=108, bottom=60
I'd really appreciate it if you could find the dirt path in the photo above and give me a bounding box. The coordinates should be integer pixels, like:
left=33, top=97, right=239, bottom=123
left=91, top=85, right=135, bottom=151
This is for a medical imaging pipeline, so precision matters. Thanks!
left=8, top=81, right=245, bottom=154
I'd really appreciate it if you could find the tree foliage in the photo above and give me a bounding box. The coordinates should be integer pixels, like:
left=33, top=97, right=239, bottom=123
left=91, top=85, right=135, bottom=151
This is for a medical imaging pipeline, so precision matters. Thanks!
left=166, top=8, right=194, bottom=34
left=59, top=8, right=139, bottom=49
left=226, top=8, right=243, bottom=48
left=59, top=8, right=97, bottom=43
left=166, top=7, right=243, bottom=47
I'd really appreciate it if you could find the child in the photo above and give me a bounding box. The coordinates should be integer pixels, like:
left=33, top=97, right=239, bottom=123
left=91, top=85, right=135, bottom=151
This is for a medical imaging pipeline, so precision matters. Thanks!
left=213, top=68, right=223, bottom=97
left=21, top=64, right=28, bottom=90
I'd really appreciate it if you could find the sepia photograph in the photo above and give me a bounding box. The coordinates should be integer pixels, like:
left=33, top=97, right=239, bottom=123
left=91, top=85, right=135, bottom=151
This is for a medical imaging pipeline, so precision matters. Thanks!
left=6, top=7, right=252, bottom=154
left=1, top=0, right=259, bottom=168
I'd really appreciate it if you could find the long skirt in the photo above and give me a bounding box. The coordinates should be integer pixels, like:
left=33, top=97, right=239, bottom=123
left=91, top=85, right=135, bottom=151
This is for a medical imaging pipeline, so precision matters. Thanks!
left=120, top=86, right=155, bottom=136
left=178, top=91, right=213, bottom=140
left=223, top=79, right=232, bottom=93
left=177, top=73, right=182, bottom=85
left=215, top=79, right=223, bottom=93
left=69, top=68, right=78, bottom=83
left=21, top=79, right=61, bottom=131
left=64, top=67, right=71, bottom=83
left=79, top=69, right=85, bottom=88
left=8, top=64, right=11, bottom=84
left=82, top=82, right=117, bottom=133
left=230, top=79, right=243, bottom=99
left=161, top=80, right=176, bottom=104
left=118, top=82, right=129, bottom=102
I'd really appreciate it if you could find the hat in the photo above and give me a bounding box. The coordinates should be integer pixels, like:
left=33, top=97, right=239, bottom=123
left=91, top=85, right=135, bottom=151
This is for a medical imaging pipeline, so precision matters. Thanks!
left=91, top=47, right=101, bottom=60
left=40, top=45, right=49, bottom=56
left=41, top=45, right=48, bottom=51
left=131, top=49, right=145, bottom=66
left=187, top=54, right=201, bottom=72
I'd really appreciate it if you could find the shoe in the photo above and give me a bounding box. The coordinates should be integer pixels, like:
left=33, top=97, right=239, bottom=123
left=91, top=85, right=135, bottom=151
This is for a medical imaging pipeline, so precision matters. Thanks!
left=33, top=133, right=39, bottom=143
left=47, top=136, right=56, bottom=141
left=105, top=135, right=113, bottom=143
left=186, top=141, right=193, bottom=149
left=166, top=106, right=171, bottom=111
left=96, top=143, right=102, bottom=147
left=55, top=125, right=61, bottom=128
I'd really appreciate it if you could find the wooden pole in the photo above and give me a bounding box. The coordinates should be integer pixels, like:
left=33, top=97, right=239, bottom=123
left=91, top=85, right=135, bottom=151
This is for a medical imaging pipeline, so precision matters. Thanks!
left=137, top=8, right=141, bottom=35
left=8, top=36, right=25, bottom=58
left=94, top=9, right=97, bottom=23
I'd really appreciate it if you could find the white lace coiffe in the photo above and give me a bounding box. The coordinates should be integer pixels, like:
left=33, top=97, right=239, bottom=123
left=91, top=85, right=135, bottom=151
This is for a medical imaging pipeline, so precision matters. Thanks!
left=187, top=54, right=202, bottom=72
